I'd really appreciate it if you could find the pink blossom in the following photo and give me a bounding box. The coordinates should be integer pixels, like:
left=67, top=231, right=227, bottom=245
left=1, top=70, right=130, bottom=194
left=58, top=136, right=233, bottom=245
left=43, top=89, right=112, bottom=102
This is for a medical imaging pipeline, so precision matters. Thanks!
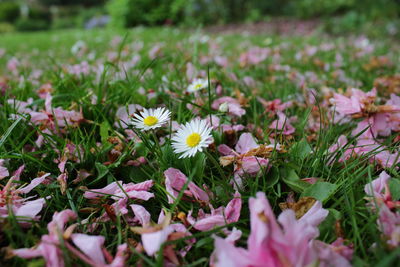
left=257, top=98, right=292, bottom=115
left=364, top=171, right=391, bottom=200
left=365, top=172, right=400, bottom=248
left=27, top=94, right=84, bottom=136
left=66, top=61, right=90, bottom=76
left=131, top=204, right=151, bottom=227
left=115, top=104, right=143, bottom=128
left=71, top=234, right=106, bottom=265
left=0, top=159, right=9, bottom=180
left=212, top=192, right=351, bottom=267
left=139, top=211, right=194, bottom=260
left=212, top=97, right=246, bottom=117
left=13, top=209, right=77, bottom=267
left=204, top=114, right=221, bottom=130
left=377, top=205, right=400, bottom=248
left=239, top=47, right=270, bottom=66
left=328, top=135, right=399, bottom=168
left=235, top=133, right=259, bottom=154
left=84, top=180, right=154, bottom=201
left=218, top=133, right=271, bottom=188
left=164, top=168, right=209, bottom=204
left=269, top=112, right=296, bottom=135
left=7, top=57, right=19, bottom=73
left=0, top=172, right=49, bottom=225
left=187, top=192, right=242, bottom=231
left=13, top=209, right=128, bottom=267
left=330, top=93, right=362, bottom=115
left=142, top=226, right=174, bottom=256
left=386, top=94, right=400, bottom=132
left=148, top=44, right=163, bottom=59
left=220, top=124, right=245, bottom=133
left=83, top=180, right=154, bottom=224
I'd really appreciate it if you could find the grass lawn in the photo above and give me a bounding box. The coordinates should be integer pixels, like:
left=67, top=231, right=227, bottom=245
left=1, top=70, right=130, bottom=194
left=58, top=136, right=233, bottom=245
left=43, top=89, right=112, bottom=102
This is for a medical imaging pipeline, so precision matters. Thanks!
left=1, top=27, right=400, bottom=266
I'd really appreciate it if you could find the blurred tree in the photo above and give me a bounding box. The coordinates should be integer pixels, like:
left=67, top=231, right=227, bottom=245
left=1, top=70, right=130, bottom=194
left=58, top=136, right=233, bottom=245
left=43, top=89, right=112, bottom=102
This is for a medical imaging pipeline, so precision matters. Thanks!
left=0, top=1, right=20, bottom=23
left=37, top=0, right=106, bottom=7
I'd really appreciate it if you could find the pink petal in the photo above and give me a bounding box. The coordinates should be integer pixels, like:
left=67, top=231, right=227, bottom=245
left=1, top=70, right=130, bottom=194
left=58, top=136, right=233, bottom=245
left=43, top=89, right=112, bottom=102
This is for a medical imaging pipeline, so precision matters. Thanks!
left=224, top=192, right=242, bottom=223
left=142, top=226, right=174, bottom=256
left=131, top=204, right=151, bottom=227
left=71, top=234, right=106, bottom=265
left=164, top=168, right=209, bottom=204
left=364, top=171, right=391, bottom=197
left=14, top=198, right=46, bottom=220
left=212, top=236, right=252, bottom=267
left=47, top=209, right=77, bottom=233
left=84, top=181, right=122, bottom=199
left=18, top=173, right=50, bottom=194
left=235, top=133, right=258, bottom=154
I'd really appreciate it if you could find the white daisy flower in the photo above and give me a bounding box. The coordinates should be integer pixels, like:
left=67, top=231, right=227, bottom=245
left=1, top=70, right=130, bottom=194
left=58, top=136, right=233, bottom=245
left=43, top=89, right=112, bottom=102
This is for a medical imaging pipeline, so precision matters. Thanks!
left=131, top=107, right=171, bottom=131
left=187, top=78, right=208, bottom=93
left=172, top=119, right=213, bottom=158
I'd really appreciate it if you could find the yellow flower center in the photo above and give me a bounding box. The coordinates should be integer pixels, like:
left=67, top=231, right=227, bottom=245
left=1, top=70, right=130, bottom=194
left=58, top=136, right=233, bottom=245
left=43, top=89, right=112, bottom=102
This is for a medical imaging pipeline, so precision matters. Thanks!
left=143, top=116, right=158, bottom=126
left=186, top=133, right=201, bottom=148
left=194, top=83, right=203, bottom=90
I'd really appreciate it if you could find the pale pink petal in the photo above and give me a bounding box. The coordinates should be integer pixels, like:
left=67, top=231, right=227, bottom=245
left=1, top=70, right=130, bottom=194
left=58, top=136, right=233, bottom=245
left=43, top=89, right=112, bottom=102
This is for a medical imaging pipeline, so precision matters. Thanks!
left=164, top=168, right=209, bottom=204
left=71, top=234, right=106, bottom=265
left=47, top=209, right=77, bottom=233
left=13, top=247, right=43, bottom=259
left=218, top=144, right=234, bottom=156
left=14, top=198, right=46, bottom=220
left=190, top=214, right=225, bottom=231
left=224, top=192, right=242, bottom=223
left=235, top=133, right=258, bottom=154
left=18, top=173, right=50, bottom=194
left=212, top=236, right=252, bottom=267
left=0, top=160, right=9, bottom=180
left=131, top=204, right=151, bottom=227
left=123, top=180, right=154, bottom=191
left=364, top=171, right=391, bottom=197
left=109, top=243, right=128, bottom=267
left=300, top=201, right=329, bottom=228
left=84, top=181, right=122, bottom=199
left=142, top=226, right=174, bottom=256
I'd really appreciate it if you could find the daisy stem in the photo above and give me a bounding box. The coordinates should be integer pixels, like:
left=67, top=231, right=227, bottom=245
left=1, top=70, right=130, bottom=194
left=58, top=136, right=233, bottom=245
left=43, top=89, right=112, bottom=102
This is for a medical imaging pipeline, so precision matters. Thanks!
left=151, top=130, right=164, bottom=163
left=204, top=150, right=227, bottom=181
left=207, top=66, right=213, bottom=128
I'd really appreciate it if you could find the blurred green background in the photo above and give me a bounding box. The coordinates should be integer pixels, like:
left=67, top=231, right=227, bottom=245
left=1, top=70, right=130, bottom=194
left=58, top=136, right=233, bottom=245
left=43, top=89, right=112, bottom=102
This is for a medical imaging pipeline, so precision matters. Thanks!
left=0, top=0, right=399, bottom=38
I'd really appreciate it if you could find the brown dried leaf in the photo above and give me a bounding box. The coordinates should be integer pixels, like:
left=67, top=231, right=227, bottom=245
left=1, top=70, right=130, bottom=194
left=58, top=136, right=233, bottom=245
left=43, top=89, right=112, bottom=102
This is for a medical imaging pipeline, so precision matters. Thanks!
left=279, top=197, right=317, bottom=219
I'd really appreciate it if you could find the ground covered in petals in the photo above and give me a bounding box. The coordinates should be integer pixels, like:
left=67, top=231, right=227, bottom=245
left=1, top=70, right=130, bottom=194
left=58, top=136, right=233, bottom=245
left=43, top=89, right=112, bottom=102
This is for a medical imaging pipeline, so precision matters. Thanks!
left=1, top=28, right=400, bottom=266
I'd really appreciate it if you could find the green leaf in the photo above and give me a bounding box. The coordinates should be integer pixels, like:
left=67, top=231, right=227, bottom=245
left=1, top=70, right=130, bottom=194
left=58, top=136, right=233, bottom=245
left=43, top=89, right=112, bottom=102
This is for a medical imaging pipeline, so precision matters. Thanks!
left=328, top=208, right=342, bottom=220
left=100, top=121, right=110, bottom=144
left=95, top=162, right=109, bottom=179
left=301, top=182, right=337, bottom=202
left=27, top=259, right=46, bottom=267
left=0, top=116, right=23, bottom=149
left=389, top=179, right=400, bottom=201
left=281, top=168, right=310, bottom=192
left=290, top=139, right=312, bottom=160
left=134, top=141, right=149, bottom=157
left=195, top=237, right=213, bottom=249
